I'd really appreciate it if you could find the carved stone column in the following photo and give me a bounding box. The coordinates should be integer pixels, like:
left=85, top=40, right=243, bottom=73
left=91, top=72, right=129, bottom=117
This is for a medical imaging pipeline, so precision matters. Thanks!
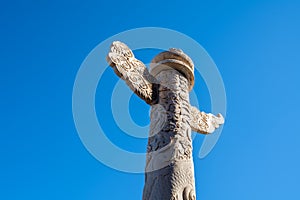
left=106, top=41, right=224, bottom=200
left=143, top=50, right=196, bottom=200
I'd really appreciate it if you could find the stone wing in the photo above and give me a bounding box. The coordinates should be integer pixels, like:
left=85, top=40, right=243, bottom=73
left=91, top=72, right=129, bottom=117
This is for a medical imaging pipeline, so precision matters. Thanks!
left=190, top=106, right=224, bottom=134
left=106, top=41, right=158, bottom=105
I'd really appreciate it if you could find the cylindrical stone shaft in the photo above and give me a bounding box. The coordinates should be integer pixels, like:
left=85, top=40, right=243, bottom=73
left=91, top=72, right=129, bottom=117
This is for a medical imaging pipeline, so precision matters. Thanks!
left=143, top=69, right=196, bottom=200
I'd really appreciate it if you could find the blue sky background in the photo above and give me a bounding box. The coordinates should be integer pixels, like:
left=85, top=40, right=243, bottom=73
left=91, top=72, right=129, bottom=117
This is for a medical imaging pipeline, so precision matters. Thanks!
left=1, top=0, right=300, bottom=199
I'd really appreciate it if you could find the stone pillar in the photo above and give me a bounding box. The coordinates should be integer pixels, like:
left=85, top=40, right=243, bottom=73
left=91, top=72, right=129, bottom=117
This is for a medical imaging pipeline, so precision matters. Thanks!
left=106, top=41, right=224, bottom=200
left=143, top=49, right=196, bottom=200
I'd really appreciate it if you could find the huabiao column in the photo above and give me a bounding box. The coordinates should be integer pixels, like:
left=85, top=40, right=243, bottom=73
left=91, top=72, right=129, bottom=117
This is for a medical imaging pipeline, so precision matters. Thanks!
left=106, top=41, right=224, bottom=200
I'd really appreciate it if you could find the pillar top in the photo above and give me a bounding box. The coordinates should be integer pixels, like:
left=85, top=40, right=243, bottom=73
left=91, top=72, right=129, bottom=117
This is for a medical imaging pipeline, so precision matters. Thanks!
left=150, top=48, right=195, bottom=90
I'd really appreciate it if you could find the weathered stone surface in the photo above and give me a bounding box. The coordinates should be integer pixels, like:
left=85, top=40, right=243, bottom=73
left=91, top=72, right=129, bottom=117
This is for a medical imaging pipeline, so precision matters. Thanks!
left=106, top=41, right=225, bottom=200
left=106, top=41, right=158, bottom=105
left=144, top=69, right=196, bottom=200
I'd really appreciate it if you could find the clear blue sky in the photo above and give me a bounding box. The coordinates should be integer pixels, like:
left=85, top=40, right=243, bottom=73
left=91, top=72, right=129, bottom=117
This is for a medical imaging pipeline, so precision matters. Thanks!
left=1, top=0, right=300, bottom=199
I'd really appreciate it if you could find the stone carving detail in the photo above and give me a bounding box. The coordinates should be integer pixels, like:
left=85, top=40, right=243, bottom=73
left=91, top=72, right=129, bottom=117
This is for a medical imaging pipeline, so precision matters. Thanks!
left=145, top=70, right=193, bottom=172
left=143, top=161, right=196, bottom=200
left=106, top=41, right=225, bottom=200
left=106, top=41, right=158, bottom=105
left=190, top=106, right=224, bottom=134
left=143, top=69, right=197, bottom=200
